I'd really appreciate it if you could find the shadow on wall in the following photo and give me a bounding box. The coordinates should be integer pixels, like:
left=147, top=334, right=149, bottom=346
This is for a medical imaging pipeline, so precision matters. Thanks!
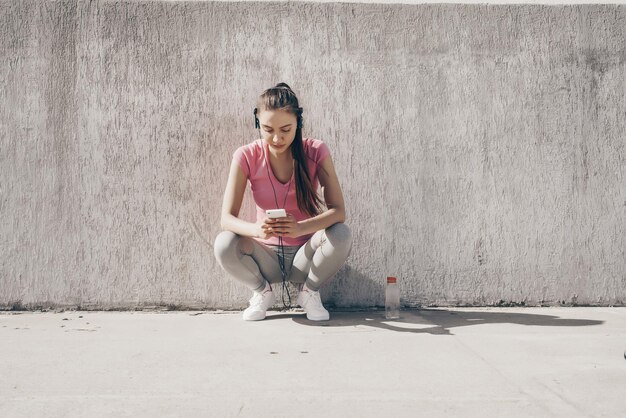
left=278, top=309, right=605, bottom=336
left=321, top=264, right=387, bottom=309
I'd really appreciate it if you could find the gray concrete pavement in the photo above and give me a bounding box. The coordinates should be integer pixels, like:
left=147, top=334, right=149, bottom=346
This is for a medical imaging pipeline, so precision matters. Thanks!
left=1, top=307, right=625, bottom=417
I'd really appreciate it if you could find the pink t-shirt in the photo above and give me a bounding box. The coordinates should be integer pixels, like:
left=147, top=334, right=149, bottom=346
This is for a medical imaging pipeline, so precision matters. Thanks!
left=232, top=137, right=331, bottom=246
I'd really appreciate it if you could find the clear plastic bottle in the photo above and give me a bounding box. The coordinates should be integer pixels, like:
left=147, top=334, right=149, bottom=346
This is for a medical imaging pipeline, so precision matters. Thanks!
left=385, top=276, right=400, bottom=319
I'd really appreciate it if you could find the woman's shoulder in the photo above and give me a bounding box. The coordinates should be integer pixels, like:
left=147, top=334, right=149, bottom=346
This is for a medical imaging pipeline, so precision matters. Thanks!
left=302, top=137, right=331, bottom=162
left=233, top=138, right=263, bottom=157
left=236, top=138, right=263, bottom=151
left=302, top=136, right=326, bottom=147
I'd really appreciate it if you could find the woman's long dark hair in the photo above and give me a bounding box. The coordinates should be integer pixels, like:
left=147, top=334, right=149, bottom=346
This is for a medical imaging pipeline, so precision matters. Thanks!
left=256, top=83, right=326, bottom=218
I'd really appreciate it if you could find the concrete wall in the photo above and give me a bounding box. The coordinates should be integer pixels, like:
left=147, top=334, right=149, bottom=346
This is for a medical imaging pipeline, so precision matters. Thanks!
left=1, top=0, right=624, bottom=310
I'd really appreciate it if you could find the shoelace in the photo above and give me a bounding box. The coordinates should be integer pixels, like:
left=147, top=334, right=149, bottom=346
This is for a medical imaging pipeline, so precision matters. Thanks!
left=310, top=291, right=322, bottom=305
left=302, top=289, right=322, bottom=306
left=249, top=290, right=271, bottom=306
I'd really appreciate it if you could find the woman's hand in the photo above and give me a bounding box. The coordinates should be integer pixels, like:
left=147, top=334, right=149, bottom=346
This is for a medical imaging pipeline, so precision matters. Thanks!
left=265, top=213, right=304, bottom=239
left=256, top=220, right=277, bottom=240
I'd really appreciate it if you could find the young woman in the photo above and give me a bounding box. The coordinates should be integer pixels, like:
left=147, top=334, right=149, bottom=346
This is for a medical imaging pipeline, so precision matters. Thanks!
left=214, top=83, right=352, bottom=321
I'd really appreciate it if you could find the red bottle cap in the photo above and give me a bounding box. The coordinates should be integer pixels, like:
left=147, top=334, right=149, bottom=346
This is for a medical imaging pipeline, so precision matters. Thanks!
left=387, top=276, right=397, bottom=283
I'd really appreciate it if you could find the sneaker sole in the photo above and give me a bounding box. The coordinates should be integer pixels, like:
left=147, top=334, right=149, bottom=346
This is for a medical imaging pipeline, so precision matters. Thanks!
left=243, top=312, right=266, bottom=321
left=306, top=315, right=330, bottom=321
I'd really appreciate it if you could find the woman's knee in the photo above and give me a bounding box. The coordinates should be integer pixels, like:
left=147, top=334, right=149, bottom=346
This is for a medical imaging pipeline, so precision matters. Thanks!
left=213, top=230, right=240, bottom=260
left=325, top=222, right=352, bottom=249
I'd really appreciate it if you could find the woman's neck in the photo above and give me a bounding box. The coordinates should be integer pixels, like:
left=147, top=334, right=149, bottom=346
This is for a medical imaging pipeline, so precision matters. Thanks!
left=267, top=147, right=293, bottom=165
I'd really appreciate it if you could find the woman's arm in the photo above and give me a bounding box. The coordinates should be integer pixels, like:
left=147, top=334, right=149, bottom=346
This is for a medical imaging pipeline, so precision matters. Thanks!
left=296, top=154, right=347, bottom=235
left=220, top=159, right=267, bottom=238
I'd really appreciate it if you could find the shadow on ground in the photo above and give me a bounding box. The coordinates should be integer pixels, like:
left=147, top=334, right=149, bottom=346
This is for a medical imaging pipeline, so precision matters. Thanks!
left=263, top=309, right=605, bottom=335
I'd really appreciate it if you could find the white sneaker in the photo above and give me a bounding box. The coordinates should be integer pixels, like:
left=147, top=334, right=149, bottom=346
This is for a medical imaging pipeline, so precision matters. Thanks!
left=243, top=282, right=275, bottom=321
left=297, top=286, right=330, bottom=321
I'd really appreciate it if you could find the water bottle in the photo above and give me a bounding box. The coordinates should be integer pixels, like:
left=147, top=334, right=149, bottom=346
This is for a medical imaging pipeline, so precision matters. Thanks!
left=385, top=276, right=400, bottom=319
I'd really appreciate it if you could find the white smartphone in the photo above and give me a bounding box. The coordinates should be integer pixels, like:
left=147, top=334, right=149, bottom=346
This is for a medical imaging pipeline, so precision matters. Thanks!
left=266, top=209, right=287, bottom=219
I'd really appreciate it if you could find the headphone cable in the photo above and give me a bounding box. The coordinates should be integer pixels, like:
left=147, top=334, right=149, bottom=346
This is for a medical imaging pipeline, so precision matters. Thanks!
left=261, top=135, right=294, bottom=309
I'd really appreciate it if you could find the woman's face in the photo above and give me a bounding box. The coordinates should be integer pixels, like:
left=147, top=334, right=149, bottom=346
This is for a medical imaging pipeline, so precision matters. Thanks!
left=258, top=108, right=298, bottom=157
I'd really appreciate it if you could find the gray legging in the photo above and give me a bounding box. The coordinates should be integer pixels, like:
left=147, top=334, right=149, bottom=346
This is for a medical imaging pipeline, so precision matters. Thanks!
left=214, top=222, right=352, bottom=292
